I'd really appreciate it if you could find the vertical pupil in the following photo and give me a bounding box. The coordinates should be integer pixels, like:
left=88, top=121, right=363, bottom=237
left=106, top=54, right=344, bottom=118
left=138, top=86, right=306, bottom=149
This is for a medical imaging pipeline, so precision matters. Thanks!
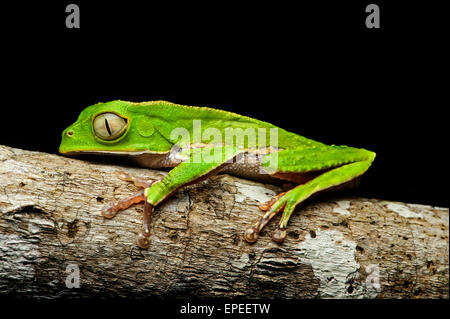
left=104, top=118, right=112, bottom=136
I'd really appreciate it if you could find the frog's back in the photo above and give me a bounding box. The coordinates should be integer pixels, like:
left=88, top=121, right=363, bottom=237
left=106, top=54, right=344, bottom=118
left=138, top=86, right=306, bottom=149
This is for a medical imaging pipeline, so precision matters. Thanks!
left=127, top=100, right=325, bottom=150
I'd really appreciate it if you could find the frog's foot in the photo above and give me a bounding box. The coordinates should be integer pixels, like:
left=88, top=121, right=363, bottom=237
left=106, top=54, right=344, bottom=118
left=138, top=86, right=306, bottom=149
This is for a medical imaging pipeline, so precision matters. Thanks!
left=245, top=188, right=301, bottom=244
left=101, top=189, right=146, bottom=219
left=101, top=171, right=158, bottom=218
left=101, top=171, right=159, bottom=249
left=247, top=191, right=287, bottom=241
left=244, top=193, right=286, bottom=243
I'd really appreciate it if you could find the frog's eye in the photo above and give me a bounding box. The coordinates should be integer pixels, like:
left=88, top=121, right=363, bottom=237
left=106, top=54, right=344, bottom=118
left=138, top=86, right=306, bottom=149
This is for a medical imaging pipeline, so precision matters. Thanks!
left=93, top=113, right=128, bottom=140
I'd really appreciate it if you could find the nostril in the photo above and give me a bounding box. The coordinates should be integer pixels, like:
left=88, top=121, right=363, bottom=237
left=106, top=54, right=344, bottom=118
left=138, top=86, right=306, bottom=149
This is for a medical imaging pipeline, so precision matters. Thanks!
left=67, top=131, right=74, bottom=136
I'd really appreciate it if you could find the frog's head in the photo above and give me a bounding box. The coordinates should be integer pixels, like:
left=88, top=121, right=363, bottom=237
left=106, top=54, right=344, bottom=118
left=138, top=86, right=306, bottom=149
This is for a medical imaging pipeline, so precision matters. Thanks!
left=59, top=100, right=172, bottom=156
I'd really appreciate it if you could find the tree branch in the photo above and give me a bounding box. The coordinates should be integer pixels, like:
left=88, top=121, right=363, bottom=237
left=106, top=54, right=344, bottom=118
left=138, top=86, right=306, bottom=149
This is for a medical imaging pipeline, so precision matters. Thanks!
left=0, top=145, right=448, bottom=298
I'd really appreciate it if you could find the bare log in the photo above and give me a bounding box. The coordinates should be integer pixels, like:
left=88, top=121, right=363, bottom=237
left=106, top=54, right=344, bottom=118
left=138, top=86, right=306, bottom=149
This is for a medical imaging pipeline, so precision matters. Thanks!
left=0, top=145, right=448, bottom=298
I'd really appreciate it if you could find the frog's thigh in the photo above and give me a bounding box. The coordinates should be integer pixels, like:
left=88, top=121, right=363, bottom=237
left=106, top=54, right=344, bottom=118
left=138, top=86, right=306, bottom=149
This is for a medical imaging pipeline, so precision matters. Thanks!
left=264, top=145, right=375, bottom=175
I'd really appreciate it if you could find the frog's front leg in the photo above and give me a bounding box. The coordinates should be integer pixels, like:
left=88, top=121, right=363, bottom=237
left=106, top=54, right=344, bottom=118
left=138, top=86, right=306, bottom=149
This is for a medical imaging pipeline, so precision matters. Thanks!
left=104, top=147, right=241, bottom=249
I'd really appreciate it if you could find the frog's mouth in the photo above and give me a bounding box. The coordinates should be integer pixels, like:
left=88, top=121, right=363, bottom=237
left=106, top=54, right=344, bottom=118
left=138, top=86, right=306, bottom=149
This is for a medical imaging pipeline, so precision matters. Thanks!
left=60, top=149, right=169, bottom=156
left=61, top=149, right=178, bottom=169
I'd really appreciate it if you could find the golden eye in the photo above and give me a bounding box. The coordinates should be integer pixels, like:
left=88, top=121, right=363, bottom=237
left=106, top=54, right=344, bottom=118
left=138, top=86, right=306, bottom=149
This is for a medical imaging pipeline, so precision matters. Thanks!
left=93, top=113, right=128, bottom=140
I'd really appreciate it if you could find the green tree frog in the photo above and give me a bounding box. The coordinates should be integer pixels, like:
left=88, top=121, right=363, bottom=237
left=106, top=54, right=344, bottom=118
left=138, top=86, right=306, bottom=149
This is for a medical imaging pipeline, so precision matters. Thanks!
left=59, top=100, right=375, bottom=248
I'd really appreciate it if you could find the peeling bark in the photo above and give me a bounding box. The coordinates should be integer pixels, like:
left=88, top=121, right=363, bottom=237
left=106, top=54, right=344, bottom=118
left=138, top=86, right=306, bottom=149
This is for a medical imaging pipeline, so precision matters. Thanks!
left=0, top=145, right=448, bottom=298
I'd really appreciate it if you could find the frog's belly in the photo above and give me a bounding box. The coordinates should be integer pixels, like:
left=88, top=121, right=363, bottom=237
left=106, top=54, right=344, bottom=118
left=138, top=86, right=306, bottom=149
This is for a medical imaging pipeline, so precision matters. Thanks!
left=130, top=151, right=280, bottom=183
left=222, top=152, right=280, bottom=183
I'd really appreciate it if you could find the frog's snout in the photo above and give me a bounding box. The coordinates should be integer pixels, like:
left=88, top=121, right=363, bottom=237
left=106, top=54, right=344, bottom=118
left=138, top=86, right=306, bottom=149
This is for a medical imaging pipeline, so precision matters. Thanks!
left=59, top=127, right=76, bottom=154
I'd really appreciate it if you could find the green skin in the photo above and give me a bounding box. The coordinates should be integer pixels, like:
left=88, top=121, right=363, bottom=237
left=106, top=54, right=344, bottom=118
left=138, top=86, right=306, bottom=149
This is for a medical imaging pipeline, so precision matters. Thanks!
left=59, top=100, right=375, bottom=248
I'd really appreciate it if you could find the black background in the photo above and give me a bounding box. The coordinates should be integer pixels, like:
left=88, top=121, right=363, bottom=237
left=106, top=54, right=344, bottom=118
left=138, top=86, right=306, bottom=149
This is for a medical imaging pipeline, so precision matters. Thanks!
left=1, top=1, right=446, bottom=208
left=0, top=2, right=446, bottom=206
left=0, top=0, right=448, bottom=312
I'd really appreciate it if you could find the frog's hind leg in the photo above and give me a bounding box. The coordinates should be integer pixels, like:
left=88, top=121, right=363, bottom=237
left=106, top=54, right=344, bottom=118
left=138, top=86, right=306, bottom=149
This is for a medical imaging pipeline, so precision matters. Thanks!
left=246, top=146, right=376, bottom=244
left=101, top=171, right=158, bottom=248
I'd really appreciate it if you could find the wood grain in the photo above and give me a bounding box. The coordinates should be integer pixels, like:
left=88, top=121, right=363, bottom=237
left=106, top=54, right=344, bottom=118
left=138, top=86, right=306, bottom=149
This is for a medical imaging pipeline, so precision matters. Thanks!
left=0, top=145, right=448, bottom=298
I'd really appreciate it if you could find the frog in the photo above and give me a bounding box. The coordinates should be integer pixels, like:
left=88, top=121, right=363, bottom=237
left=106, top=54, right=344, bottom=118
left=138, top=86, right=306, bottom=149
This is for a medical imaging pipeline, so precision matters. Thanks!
left=59, top=100, right=375, bottom=248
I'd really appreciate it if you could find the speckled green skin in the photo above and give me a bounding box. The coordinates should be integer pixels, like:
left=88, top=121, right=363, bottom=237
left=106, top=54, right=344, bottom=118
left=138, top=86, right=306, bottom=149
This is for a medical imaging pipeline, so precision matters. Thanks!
left=60, top=100, right=375, bottom=244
